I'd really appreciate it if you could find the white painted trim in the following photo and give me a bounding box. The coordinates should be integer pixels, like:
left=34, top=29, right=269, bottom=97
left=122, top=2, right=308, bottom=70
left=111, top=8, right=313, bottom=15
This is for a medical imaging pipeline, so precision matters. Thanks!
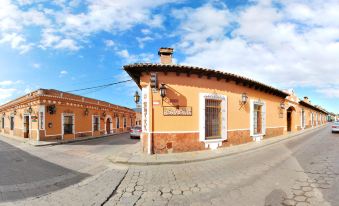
left=22, top=114, right=31, bottom=139
left=76, top=131, right=92, bottom=133
left=150, top=127, right=284, bottom=133
left=266, top=126, right=286, bottom=129
left=61, top=113, right=75, bottom=140
left=199, top=93, right=227, bottom=150
left=148, top=131, right=200, bottom=134
left=92, top=115, right=100, bottom=135
left=1, top=116, right=5, bottom=129
left=115, top=116, right=120, bottom=129
left=123, top=117, right=127, bottom=128
left=104, top=115, right=113, bottom=134
left=250, top=99, right=266, bottom=140
left=45, top=134, right=62, bottom=137
left=300, top=109, right=306, bottom=129
left=227, top=128, right=250, bottom=131
left=38, top=105, right=45, bottom=141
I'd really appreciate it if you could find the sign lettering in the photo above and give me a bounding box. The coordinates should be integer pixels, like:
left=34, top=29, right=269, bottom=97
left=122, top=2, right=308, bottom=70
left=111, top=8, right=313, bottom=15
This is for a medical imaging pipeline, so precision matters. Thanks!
left=163, top=107, right=192, bottom=116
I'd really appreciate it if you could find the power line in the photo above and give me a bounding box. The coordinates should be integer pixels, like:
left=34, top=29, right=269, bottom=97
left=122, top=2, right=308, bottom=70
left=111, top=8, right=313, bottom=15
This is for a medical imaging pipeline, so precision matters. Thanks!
left=65, top=79, right=133, bottom=93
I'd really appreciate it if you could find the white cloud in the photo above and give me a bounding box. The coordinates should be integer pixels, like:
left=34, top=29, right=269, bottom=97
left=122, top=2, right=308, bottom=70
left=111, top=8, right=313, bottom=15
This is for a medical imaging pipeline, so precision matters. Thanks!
left=54, top=39, right=79, bottom=51
left=59, top=70, right=68, bottom=77
left=174, top=0, right=339, bottom=94
left=0, top=80, right=15, bottom=86
left=0, top=33, right=33, bottom=54
left=0, top=0, right=178, bottom=53
left=173, top=2, right=232, bottom=54
left=0, top=80, right=26, bottom=104
left=136, top=36, right=154, bottom=48
left=60, top=0, right=175, bottom=35
left=316, top=86, right=339, bottom=99
left=104, top=39, right=115, bottom=47
left=32, top=63, right=41, bottom=69
left=116, top=49, right=155, bottom=64
left=0, top=88, right=17, bottom=101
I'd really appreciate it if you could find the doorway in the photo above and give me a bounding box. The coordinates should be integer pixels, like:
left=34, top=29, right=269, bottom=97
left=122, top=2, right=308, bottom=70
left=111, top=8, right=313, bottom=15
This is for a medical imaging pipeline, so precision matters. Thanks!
left=106, top=118, right=111, bottom=134
left=24, top=116, right=29, bottom=138
left=287, top=107, right=295, bottom=132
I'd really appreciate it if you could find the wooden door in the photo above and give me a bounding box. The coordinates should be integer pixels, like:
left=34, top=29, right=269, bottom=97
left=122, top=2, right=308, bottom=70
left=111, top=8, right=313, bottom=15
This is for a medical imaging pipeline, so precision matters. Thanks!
left=24, top=116, right=29, bottom=138
left=106, top=119, right=111, bottom=134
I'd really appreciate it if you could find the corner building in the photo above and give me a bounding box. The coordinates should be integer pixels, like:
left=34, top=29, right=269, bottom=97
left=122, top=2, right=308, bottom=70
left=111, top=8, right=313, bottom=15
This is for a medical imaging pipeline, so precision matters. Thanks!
left=0, top=89, right=135, bottom=141
left=124, top=48, right=328, bottom=154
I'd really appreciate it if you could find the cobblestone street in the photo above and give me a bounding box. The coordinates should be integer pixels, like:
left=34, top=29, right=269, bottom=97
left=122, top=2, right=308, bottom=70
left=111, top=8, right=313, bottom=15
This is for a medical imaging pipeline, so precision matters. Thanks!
left=105, top=126, right=339, bottom=206
left=2, top=126, right=339, bottom=206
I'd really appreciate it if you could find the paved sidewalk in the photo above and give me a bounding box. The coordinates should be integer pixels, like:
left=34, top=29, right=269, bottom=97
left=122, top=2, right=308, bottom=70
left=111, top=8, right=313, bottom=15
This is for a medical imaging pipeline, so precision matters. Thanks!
left=0, top=132, right=129, bottom=147
left=109, top=125, right=328, bottom=165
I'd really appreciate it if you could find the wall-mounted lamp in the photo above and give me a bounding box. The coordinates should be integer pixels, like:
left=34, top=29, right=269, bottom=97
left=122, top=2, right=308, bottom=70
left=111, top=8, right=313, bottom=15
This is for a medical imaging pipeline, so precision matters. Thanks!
left=102, top=111, right=106, bottom=117
left=2, top=112, right=5, bottom=117
left=13, top=110, right=17, bottom=115
left=84, top=108, right=89, bottom=116
left=47, top=105, right=56, bottom=115
left=134, top=91, right=140, bottom=104
left=159, top=83, right=167, bottom=98
left=28, top=106, right=33, bottom=114
left=241, top=93, right=248, bottom=105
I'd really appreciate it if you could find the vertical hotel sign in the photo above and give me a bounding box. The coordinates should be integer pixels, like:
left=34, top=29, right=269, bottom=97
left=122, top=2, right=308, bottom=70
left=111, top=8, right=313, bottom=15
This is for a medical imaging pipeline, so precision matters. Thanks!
left=142, top=87, right=149, bottom=132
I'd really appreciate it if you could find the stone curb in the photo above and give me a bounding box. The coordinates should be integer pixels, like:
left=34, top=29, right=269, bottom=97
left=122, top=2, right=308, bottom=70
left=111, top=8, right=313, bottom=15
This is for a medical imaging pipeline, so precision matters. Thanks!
left=31, top=132, right=129, bottom=147
left=111, top=125, right=329, bottom=166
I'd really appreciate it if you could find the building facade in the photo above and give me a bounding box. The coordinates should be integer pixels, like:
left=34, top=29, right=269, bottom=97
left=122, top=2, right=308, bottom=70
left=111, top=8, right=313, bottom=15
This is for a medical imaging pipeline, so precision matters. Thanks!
left=124, top=48, right=329, bottom=154
left=0, top=89, right=135, bottom=141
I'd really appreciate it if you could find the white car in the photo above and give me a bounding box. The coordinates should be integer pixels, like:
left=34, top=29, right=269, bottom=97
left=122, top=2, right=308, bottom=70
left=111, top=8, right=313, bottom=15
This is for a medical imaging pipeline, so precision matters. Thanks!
left=332, top=122, right=339, bottom=133
left=130, top=126, right=142, bottom=139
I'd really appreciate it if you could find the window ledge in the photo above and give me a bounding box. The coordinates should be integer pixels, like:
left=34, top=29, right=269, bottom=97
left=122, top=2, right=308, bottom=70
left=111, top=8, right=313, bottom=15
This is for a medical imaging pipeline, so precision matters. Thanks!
left=251, top=134, right=263, bottom=142
left=202, top=138, right=226, bottom=150
left=202, top=138, right=226, bottom=143
left=251, top=134, right=264, bottom=137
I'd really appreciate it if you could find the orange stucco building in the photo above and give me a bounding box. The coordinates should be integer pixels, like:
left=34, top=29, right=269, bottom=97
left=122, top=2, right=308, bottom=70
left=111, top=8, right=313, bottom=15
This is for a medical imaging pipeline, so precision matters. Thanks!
left=124, top=48, right=328, bottom=154
left=0, top=89, right=135, bottom=141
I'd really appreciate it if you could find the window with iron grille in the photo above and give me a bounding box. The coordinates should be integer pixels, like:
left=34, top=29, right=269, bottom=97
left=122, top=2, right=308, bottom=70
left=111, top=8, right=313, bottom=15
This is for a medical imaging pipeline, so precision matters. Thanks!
left=1, top=117, right=4, bottom=129
left=116, top=117, right=120, bottom=129
left=93, top=116, right=99, bottom=131
left=205, top=99, right=222, bottom=139
left=10, top=116, right=14, bottom=130
left=63, top=115, right=73, bottom=134
left=253, top=105, right=262, bottom=135
left=124, top=117, right=127, bottom=128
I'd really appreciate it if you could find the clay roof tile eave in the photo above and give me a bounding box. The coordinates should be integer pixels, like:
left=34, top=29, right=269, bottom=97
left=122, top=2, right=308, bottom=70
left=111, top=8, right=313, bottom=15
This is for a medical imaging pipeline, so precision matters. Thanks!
left=123, top=63, right=289, bottom=98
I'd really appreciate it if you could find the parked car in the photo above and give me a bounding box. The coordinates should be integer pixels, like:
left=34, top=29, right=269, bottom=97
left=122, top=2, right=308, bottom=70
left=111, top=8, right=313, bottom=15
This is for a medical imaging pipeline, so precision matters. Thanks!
left=331, top=122, right=339, bottom=133
left=130, top=126, right=142, bottom=138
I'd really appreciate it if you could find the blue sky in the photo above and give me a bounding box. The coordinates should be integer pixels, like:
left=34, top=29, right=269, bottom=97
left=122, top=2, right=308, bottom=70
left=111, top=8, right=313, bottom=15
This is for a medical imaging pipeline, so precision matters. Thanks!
left=0, top=0, right=338, bottom=113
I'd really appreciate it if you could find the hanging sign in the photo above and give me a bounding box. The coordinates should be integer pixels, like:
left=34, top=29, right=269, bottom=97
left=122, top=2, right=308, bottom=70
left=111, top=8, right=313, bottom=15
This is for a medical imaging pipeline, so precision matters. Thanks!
left=163, top=106, right=192, bottom=116
left=31, top=116, right=38, bottom=122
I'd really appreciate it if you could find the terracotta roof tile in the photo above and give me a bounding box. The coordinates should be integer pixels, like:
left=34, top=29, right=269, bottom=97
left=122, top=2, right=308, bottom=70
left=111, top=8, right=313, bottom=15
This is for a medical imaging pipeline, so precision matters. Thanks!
left=124, top=63, right=289, bottom=98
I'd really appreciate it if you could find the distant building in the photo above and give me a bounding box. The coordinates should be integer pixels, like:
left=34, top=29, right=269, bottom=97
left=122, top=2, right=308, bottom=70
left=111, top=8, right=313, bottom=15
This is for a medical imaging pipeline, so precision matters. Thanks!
left=124, top=47, right=329, bottom=155
left=0, top=89, right=135, bottom=141
left=133, top=107, right=142, bottom=126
